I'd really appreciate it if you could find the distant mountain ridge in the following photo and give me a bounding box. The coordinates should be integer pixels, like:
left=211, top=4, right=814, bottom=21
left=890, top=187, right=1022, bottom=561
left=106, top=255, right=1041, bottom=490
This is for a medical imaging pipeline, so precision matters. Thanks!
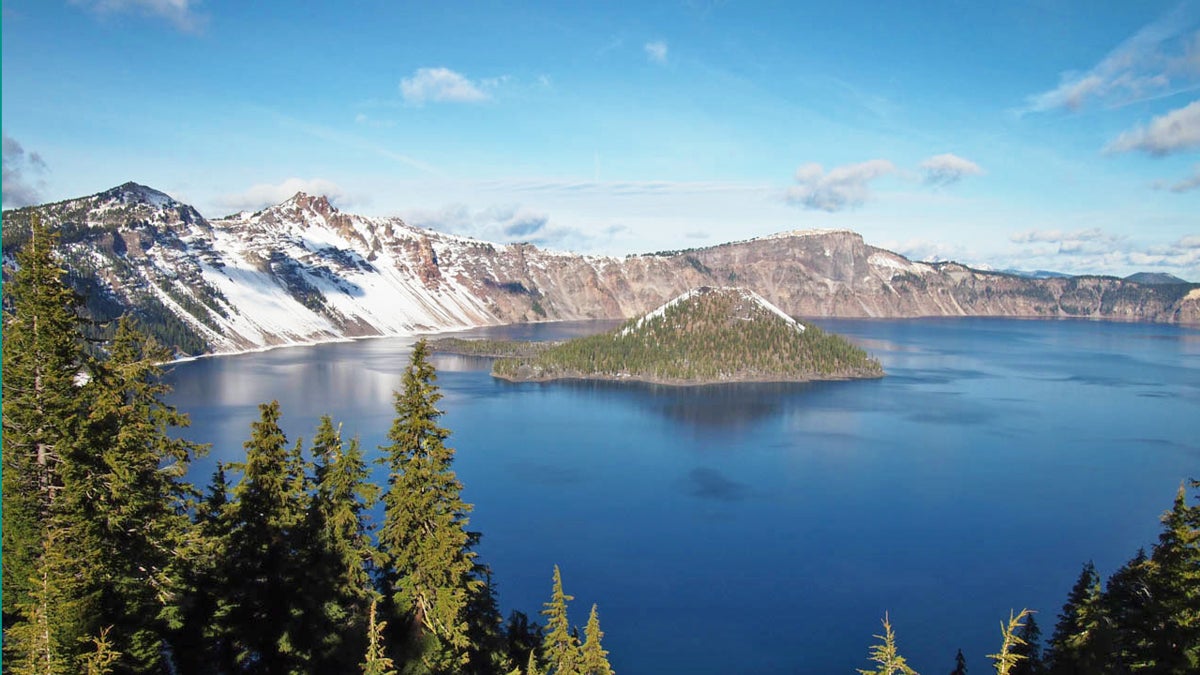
left=3, top=182, right=1198, bottom=356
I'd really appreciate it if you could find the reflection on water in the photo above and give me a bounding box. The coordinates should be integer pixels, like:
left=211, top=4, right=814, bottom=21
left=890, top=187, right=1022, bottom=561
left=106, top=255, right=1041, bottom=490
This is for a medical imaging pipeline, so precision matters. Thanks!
left=165, top=317, right=1200, bottom=675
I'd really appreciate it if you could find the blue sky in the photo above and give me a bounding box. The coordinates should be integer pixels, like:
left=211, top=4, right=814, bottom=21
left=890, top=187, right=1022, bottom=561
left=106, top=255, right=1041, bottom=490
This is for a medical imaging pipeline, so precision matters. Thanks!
left=3, top=1, right=1199, bottom=278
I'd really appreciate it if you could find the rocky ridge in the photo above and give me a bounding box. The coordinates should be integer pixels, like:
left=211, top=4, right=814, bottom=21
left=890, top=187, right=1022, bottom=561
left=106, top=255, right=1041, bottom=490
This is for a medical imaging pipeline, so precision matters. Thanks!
left=3, top=182, right=1197, bottom=356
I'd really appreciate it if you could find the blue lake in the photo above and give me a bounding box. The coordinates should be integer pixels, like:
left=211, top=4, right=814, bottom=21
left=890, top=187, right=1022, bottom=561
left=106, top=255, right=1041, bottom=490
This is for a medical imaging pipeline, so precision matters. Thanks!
left=164, top=318, right=1200, bottom=674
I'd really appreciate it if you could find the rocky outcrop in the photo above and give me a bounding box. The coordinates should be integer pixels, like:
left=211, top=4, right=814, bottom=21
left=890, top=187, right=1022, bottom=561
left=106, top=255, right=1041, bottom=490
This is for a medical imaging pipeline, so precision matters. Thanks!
left=3, top=183, right=1196, bottom=356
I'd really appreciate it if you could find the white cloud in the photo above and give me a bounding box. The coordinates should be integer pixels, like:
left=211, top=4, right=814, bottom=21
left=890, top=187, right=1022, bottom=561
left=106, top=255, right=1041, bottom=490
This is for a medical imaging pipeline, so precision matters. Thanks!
left=406, top=203, right=550, bottom=242
left=2, top=134, right=48, bottom=209
left=1153, top=164, right=1200, bottom=192
left=785, top=159, right=895, bottom=212
left=920, top=153, right=984, bottom=185
left=1023, top=10, right=1200, bottom=112
left=645, top=41, right=668, bottom=64
left=216, top=177, right=349, bottom=213
left=400, top=67, right=489, bottom=104
left=1009, top=228, right=1109, bottom=245
left=1106, top=100, right=1200, bottom=155
left=71, top=0, right=206, bottom=33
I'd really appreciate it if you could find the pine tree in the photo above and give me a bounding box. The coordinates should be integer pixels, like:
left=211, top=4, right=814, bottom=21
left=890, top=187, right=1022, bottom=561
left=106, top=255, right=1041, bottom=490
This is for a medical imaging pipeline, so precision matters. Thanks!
left=1102, top=549, right=1154, bottom=672
left=77, top=316, right=204, bottom=671
left=377, top=339, right=482, bottom=672
left=219, top=401, right=314, bottom=673
left=506, top=610, right=543, bottom=672
left=1010, top=613, right=1044, bottom=675
left=2, top=214, right=87, bottom=623
left=541, top=566, right=581, bottom=675
left=857, top=613, right=918, bottom=675
left=1144, top=482, right=1200, bottom=673
left=174, top=464, right=236, bottom=672
left=950, top=648, right=968, bottom=675
left=1046, top=562, right=1104, bottom=675
left=579, top=604, right=613, bottom=675
left=308, top=416, right=380, bottom=670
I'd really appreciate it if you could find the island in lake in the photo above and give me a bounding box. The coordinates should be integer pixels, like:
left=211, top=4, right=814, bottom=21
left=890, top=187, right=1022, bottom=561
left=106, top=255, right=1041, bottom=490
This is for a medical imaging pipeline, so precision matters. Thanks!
left=431, top=286, right=884, bottom=385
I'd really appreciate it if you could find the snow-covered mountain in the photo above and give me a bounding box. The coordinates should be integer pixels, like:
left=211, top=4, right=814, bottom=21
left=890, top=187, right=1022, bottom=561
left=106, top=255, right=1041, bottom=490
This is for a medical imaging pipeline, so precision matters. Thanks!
left=3, top=183, right=1198, bottom=356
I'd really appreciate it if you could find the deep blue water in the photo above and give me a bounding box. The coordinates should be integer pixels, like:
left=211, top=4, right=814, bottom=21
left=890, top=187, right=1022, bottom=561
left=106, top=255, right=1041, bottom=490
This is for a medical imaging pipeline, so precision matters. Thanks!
left=164, top=318, right=1200, bottom=674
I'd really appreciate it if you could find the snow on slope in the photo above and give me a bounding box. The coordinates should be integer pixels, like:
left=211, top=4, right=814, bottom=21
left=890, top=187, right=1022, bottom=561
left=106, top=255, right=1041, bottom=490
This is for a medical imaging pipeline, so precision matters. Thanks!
left=621, top=286, right=804, bottom=336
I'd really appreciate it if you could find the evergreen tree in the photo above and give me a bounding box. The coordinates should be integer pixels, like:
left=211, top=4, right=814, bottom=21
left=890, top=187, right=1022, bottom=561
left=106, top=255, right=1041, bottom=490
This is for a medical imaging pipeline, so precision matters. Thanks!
left=308, top=416, right=381, bottom=670
left=218, top=401, right=314, bottom=673
left=1046, top=562, right=1104, bottom=675
left=2, top=214, right=86, bottom=623
left=377, top=339, right=483, bottom=672
left=77, top=316, right=204, bottom=671
left=857, top=613, right=917, bottom=675
left=950, top=648, right=967, bottom=675
left=1143, top=482, right=1200, bottom=673
left=541, top=566, right=581, bottom=675
left=1102, top=549, right=1154, bottom=673
left=1010, top=613, right=1044, bottom=675
left=505, top=611, right=543, bottom=672
left=579, top=604, right=613, bottom=675
left=174, top=464, right=236, bottom=672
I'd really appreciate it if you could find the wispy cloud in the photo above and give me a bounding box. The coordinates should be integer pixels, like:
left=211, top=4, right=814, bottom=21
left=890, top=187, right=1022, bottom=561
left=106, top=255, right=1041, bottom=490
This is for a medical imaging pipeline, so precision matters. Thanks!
left=785, top=160, right=895, bottom=212
left=1154, top=164, right=1200, bottom=192
left=1107, top=100, right=1200, bottom=155
left=920, top=153, right=984, bottom=185
left=644, top=40, right=668, bottom=64
left=266, top=108, right=442, bottom=176
left=1023, top=8, right=1200, bottom=113
left=216, top=177, right=350, bottom=213
left=2, top=134, right=48, bottom=209
left=1003, top=227, right=1200, bottom=279
left=400, top=67, right=490, bottom=104
left=71, top=0, right=207, bottom=33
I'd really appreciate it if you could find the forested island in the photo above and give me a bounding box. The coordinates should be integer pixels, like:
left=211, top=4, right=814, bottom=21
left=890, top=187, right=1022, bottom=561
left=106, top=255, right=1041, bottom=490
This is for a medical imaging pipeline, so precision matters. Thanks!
left=433, top=286, right=884, bottom=385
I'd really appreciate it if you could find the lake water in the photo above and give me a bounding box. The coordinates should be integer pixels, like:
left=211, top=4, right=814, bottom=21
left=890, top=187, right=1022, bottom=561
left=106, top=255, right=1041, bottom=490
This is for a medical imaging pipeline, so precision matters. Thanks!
left=164, top=318, right=1200, bottom=674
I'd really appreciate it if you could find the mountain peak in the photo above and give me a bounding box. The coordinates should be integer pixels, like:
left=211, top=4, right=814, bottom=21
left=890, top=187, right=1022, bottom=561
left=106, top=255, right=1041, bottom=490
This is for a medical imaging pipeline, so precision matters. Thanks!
left=281, top=191, right=338, bottom=215
left=99, top=182, right=178, bottom=208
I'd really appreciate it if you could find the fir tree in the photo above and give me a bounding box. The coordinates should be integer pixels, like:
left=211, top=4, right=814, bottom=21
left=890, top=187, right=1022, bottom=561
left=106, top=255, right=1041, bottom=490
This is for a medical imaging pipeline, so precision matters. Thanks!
left=1010, top=613, right=1044, bottom=675
left=505, top=611, right=543, bottom=672
left=174, top=464, right=236, bottom=672
left=579, top=604, right=613, bottom=675
left=541, top=566, right=581, bottom=675
left=78, top=316, right=204, bottom=671
left=1102, top=549, right=1154, bottom=673
left=1046, top=562, right=1104, bottom=675
left=2, top=214, right=86, bottom=623
left=1144, top=482, right=1200, bottom=673
left=219, top=401, right=314, bottom=673
left=950, top=648, right=967, bottom=675
left=308, top=416, right=380, bottom=670
left=857, top=613, right=918, bottom=675
left=377, top=339, right=483, bottom=672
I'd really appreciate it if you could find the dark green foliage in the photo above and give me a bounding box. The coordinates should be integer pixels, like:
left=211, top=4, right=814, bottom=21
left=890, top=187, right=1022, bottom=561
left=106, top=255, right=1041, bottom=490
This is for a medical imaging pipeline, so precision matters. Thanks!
left=950, top=648, right=967, bottom=675
left=429, top=337, right=557, bottom=359
left=2, top=215, right=87, bottom=623
left=505, top=611, right=543, bottom=672
left=75, top=317, right=204, bottom=671
left=494, top=287, right=883, bottom=383
left=308, top=416, right=382, bottom=670
left=218, top=401, right=316, bottom=673
left=1046, top=562, right=1104, bottom=674
left=1010, top=614, right=1045, bottom=675
left=377, top=339, right=484, bottom=673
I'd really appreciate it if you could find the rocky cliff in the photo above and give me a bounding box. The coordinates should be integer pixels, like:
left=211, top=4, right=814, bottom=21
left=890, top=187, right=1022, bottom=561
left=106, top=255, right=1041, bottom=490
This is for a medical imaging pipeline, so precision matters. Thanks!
left=3, top=183, right=1197, bottom=356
